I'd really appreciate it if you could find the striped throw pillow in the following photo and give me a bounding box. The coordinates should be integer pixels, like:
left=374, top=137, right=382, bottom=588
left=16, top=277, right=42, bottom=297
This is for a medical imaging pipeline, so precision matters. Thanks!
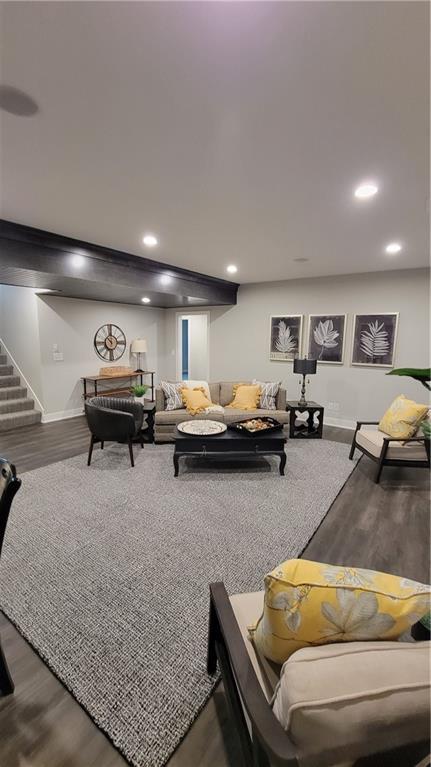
left=252, top=380, right=280, bottom=410
left=161, top=381, right=184, bottom=411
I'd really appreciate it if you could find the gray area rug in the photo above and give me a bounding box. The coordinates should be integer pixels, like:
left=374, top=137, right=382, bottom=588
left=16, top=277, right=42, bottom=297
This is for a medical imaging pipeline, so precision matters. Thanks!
left=1, top=440, right=357, bottom=767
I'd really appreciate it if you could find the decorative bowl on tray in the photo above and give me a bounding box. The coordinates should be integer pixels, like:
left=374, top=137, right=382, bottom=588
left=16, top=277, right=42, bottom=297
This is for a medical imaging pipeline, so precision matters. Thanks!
left=177, top=420, right=227, bottom=436
left=228, top=416, right=283, bottom=435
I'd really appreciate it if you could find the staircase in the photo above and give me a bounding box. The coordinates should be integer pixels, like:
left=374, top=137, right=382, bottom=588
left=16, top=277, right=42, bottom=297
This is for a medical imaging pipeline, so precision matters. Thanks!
left=0, top=345, right=42, bottom=432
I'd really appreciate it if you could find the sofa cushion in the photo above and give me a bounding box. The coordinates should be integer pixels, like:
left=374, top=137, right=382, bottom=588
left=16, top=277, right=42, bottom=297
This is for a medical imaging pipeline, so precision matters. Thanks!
left=223, top=409, right=289, bottom=425
left=155, top=410, right=222, bottom=426
left=220, top=381, right=250, bottom=406
left=272, top=640, right=431, bottom=767
left=181, top=380, right=211, bottom=400
left=229, top=591, right=280, bottom=702
left=379, top=394, right=428, bottom=439
left=249, top=558, right=431, bottom=664
left=356, top=427, right=428, bottom=461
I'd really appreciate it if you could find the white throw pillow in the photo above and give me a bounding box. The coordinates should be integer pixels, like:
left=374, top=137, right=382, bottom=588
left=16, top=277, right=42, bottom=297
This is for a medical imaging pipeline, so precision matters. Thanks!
left=252, top=380, right=280, bottom=410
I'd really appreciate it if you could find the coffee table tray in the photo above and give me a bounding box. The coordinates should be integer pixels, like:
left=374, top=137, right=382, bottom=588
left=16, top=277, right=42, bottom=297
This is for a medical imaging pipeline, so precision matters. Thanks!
left=228, top=416, right=283, bottom=436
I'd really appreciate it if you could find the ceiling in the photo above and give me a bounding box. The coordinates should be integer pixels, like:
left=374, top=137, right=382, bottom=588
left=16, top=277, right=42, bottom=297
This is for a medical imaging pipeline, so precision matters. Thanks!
left=0, top=2, right=428, bottom=284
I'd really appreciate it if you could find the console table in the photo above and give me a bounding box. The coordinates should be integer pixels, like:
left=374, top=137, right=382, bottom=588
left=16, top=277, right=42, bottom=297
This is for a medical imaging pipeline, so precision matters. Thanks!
left=82, top=371, right=155, bottom=401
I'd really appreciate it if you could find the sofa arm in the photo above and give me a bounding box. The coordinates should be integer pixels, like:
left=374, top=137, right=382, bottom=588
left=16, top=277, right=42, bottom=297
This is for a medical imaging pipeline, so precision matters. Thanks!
left=155, top=387, right=165, bottom=412
left=276, top=387, right=287, bottom=411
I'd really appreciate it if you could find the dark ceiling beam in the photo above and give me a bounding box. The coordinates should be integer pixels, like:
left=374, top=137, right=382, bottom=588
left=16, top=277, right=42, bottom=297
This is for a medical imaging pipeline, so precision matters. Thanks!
left=0, top=220, right=238, bottom=308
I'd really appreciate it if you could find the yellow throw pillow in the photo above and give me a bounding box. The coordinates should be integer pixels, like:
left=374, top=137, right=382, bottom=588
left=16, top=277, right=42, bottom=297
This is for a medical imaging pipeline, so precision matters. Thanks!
left=226, top=384, right=261, bottom=410
left=249, top=559, right=430, bottom=664
left=181, top=387, right=212, bottom=416
left=379, top=394, right=429, bottom=439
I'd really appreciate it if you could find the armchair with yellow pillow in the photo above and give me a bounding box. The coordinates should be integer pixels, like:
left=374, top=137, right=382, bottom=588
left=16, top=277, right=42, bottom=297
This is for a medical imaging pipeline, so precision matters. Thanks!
left=207, top=558, right=431, bottom=767
left=349, top=394, right=430, bottom=483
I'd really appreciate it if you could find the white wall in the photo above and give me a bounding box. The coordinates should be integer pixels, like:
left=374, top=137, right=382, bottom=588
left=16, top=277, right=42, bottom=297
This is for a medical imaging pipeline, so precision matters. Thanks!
left=0, top=285, right=44, bottom=407
left=36, top=296, right=166, bottom=419
left=165, top=268, right=430, bottom=427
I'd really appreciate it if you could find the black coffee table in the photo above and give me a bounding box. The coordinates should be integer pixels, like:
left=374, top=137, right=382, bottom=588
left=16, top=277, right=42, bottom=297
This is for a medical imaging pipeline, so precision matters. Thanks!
left=173, top=426, right=287, bottom=477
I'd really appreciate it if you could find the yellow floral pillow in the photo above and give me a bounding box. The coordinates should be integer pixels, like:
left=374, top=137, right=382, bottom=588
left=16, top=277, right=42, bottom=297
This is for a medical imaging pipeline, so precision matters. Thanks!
left=226, top=384, right=261, bottom=410
left=181, top=387, right=212, bottom=415
left=379, top=394, right=428, bottom=439
left=249, top=559, right=430, bottom=664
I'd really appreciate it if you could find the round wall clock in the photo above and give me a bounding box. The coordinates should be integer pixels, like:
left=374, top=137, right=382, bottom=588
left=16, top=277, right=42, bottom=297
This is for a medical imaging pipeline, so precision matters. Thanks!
left=94, top=324, right=126, bottom=361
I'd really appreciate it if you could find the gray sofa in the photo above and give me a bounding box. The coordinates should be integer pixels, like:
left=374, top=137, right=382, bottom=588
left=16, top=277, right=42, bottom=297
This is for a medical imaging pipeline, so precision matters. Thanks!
left=154, top=381, right=288, bottom=442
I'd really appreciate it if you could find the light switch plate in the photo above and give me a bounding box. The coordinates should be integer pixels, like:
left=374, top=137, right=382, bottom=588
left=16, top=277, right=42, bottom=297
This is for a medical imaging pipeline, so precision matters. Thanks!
left=53, top=352, right=64, bottom=362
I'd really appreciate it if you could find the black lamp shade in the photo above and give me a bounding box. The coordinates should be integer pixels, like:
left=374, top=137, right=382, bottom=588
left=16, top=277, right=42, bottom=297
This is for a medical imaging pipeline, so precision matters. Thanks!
left=293, top=358, right=317, bottom=375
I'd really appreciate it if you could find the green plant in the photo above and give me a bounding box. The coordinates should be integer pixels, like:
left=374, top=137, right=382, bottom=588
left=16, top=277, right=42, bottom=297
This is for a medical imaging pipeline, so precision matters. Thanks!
left=130, top=384, right=149, bottom=398
left=386, top=367, right=431, bottom=391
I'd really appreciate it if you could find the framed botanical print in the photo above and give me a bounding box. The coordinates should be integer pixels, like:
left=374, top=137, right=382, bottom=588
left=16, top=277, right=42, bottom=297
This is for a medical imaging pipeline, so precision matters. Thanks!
left=351, top=313, right=399, bottom=367
left=307, top=314, right=347, bottom=364
left=269, top=315, right=303, bottom=361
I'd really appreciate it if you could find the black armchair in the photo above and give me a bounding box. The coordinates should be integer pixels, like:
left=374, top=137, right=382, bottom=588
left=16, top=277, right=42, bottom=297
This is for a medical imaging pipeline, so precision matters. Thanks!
left=0, top=457, right=21, bottom=696
left=85, top=397, right=145, bottom=467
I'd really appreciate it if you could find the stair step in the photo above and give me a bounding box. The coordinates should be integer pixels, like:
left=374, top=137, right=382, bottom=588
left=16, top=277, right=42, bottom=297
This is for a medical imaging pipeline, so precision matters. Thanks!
left=0, top=386, right=28, bottom=401
left=0, top=365, right=13, bottom=376
left=0, top=398, right=34, bottom=414
left=0, top=355, right=7, bottom=366
left=0, top=410, right=42, bottom=432
left=0, top=375, right=20, bottom=388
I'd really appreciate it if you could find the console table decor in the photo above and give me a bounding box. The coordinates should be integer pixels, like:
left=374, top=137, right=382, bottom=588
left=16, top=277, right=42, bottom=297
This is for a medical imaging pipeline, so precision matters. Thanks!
left=82, top=370, right=155, bottom=401
left=287, top=400, right=324, bottom=439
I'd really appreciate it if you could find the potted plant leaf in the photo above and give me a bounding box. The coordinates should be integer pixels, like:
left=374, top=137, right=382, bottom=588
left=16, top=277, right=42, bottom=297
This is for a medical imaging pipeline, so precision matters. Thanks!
left=130, top=384, right=149, bottom=402
left=386, top=367, right=430, bottom=437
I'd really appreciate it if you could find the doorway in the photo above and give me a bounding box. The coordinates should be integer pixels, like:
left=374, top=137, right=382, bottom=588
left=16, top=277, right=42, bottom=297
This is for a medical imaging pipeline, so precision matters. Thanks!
left=176, top=312, right=209, bottom=381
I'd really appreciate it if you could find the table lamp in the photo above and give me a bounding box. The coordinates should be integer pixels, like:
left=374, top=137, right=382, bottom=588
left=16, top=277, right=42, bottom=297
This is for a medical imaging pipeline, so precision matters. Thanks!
left=293, top=358, right=317, bottom=406
left=131, top=338, right=147, bottom=373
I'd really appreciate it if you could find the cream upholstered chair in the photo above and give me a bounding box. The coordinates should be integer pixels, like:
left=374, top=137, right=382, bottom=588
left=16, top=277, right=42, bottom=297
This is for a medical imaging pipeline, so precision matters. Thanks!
left=207, top=583, right=430, bottom=767
left=349, top=421, right=430, bottom=483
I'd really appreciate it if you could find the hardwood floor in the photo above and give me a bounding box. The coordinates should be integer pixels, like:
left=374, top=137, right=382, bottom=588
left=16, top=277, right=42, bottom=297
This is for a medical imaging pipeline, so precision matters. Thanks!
left=0, top=418, right=429, bottom=767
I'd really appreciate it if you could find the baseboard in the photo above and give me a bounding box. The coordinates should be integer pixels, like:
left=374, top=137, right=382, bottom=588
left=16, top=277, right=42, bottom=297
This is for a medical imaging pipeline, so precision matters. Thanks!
left=42, top=407, right=84, bottom=424
left=324, top=416, right=355, bottom=430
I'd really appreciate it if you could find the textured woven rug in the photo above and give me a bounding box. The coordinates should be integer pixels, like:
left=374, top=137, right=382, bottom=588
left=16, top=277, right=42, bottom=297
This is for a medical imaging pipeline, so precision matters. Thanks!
left=1, top=440, right=356, bottom=767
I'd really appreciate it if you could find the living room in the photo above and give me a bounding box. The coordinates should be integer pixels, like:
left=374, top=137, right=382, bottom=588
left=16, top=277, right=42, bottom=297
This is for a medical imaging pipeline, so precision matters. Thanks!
left=0, top=3, right=429, bottom=767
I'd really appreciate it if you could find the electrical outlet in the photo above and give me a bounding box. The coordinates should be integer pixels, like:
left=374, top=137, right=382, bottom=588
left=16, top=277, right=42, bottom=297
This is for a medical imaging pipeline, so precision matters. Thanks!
left=327, top=401, right=340, bottom=412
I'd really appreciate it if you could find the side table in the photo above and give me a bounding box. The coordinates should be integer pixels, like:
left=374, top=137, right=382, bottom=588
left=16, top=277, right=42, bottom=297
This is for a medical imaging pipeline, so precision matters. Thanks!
left=287, top=400, right=324, bottom=439
left=130, top=400, right=155, bottom=444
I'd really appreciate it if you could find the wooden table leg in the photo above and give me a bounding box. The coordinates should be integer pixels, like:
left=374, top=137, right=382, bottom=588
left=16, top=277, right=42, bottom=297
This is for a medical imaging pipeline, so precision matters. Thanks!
left=279, top=452, right=286, bottom=476
left=174, top=452, right=180, bottom=477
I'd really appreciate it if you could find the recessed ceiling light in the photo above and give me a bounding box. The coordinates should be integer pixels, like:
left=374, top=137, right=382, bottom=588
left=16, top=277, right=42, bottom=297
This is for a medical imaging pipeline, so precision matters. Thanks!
left=142, top=234, right=158, bottom=247
left=34, top=288, right=55, bottom=294
left=385, top=242, right=402, bottom=254
left=293, top=258, right=309, bottom=263
left=226, top=264, right=238, bottom=274
left=354, top=181, right=379, bottom=199
left=141, top=297, right=151, bottom=304
left=71, top=254, right=85, bottom=268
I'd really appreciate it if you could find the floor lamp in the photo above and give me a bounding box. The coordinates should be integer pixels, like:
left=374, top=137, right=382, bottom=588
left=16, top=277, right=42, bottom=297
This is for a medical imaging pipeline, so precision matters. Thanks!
left=131, top=338, right=147, bottom=373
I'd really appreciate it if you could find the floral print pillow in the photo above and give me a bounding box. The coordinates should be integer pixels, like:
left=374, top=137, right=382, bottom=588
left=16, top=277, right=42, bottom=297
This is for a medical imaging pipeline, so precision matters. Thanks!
left=249, top=559, right=431, bottom=665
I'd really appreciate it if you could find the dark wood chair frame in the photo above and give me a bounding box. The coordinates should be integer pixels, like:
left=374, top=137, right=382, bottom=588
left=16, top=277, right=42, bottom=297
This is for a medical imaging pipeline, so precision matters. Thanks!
left=207, top=582, right=430, bottom=767
left=349, top=421, right=430, bottom=484
left=0, top=458, right=21, bottom=696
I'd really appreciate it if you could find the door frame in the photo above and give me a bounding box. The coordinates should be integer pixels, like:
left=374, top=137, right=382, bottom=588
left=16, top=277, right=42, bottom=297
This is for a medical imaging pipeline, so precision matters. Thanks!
left=175, top=310, right=210, bottom=381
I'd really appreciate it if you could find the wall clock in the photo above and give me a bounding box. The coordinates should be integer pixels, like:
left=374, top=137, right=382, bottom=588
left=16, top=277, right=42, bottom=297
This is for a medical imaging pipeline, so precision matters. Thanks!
left=94, top=324, right=126, bottom=361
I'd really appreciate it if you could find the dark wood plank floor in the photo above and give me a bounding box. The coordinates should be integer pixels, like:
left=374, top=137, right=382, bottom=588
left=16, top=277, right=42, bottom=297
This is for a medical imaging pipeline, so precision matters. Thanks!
left=0, top=418, right=429, bottom=767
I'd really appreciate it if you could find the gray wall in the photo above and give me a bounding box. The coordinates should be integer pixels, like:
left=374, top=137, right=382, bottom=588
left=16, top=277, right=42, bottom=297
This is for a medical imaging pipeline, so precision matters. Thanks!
left=0, top=285, right=44, bottom=406
left=164, top=268, right=430, bottom=426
